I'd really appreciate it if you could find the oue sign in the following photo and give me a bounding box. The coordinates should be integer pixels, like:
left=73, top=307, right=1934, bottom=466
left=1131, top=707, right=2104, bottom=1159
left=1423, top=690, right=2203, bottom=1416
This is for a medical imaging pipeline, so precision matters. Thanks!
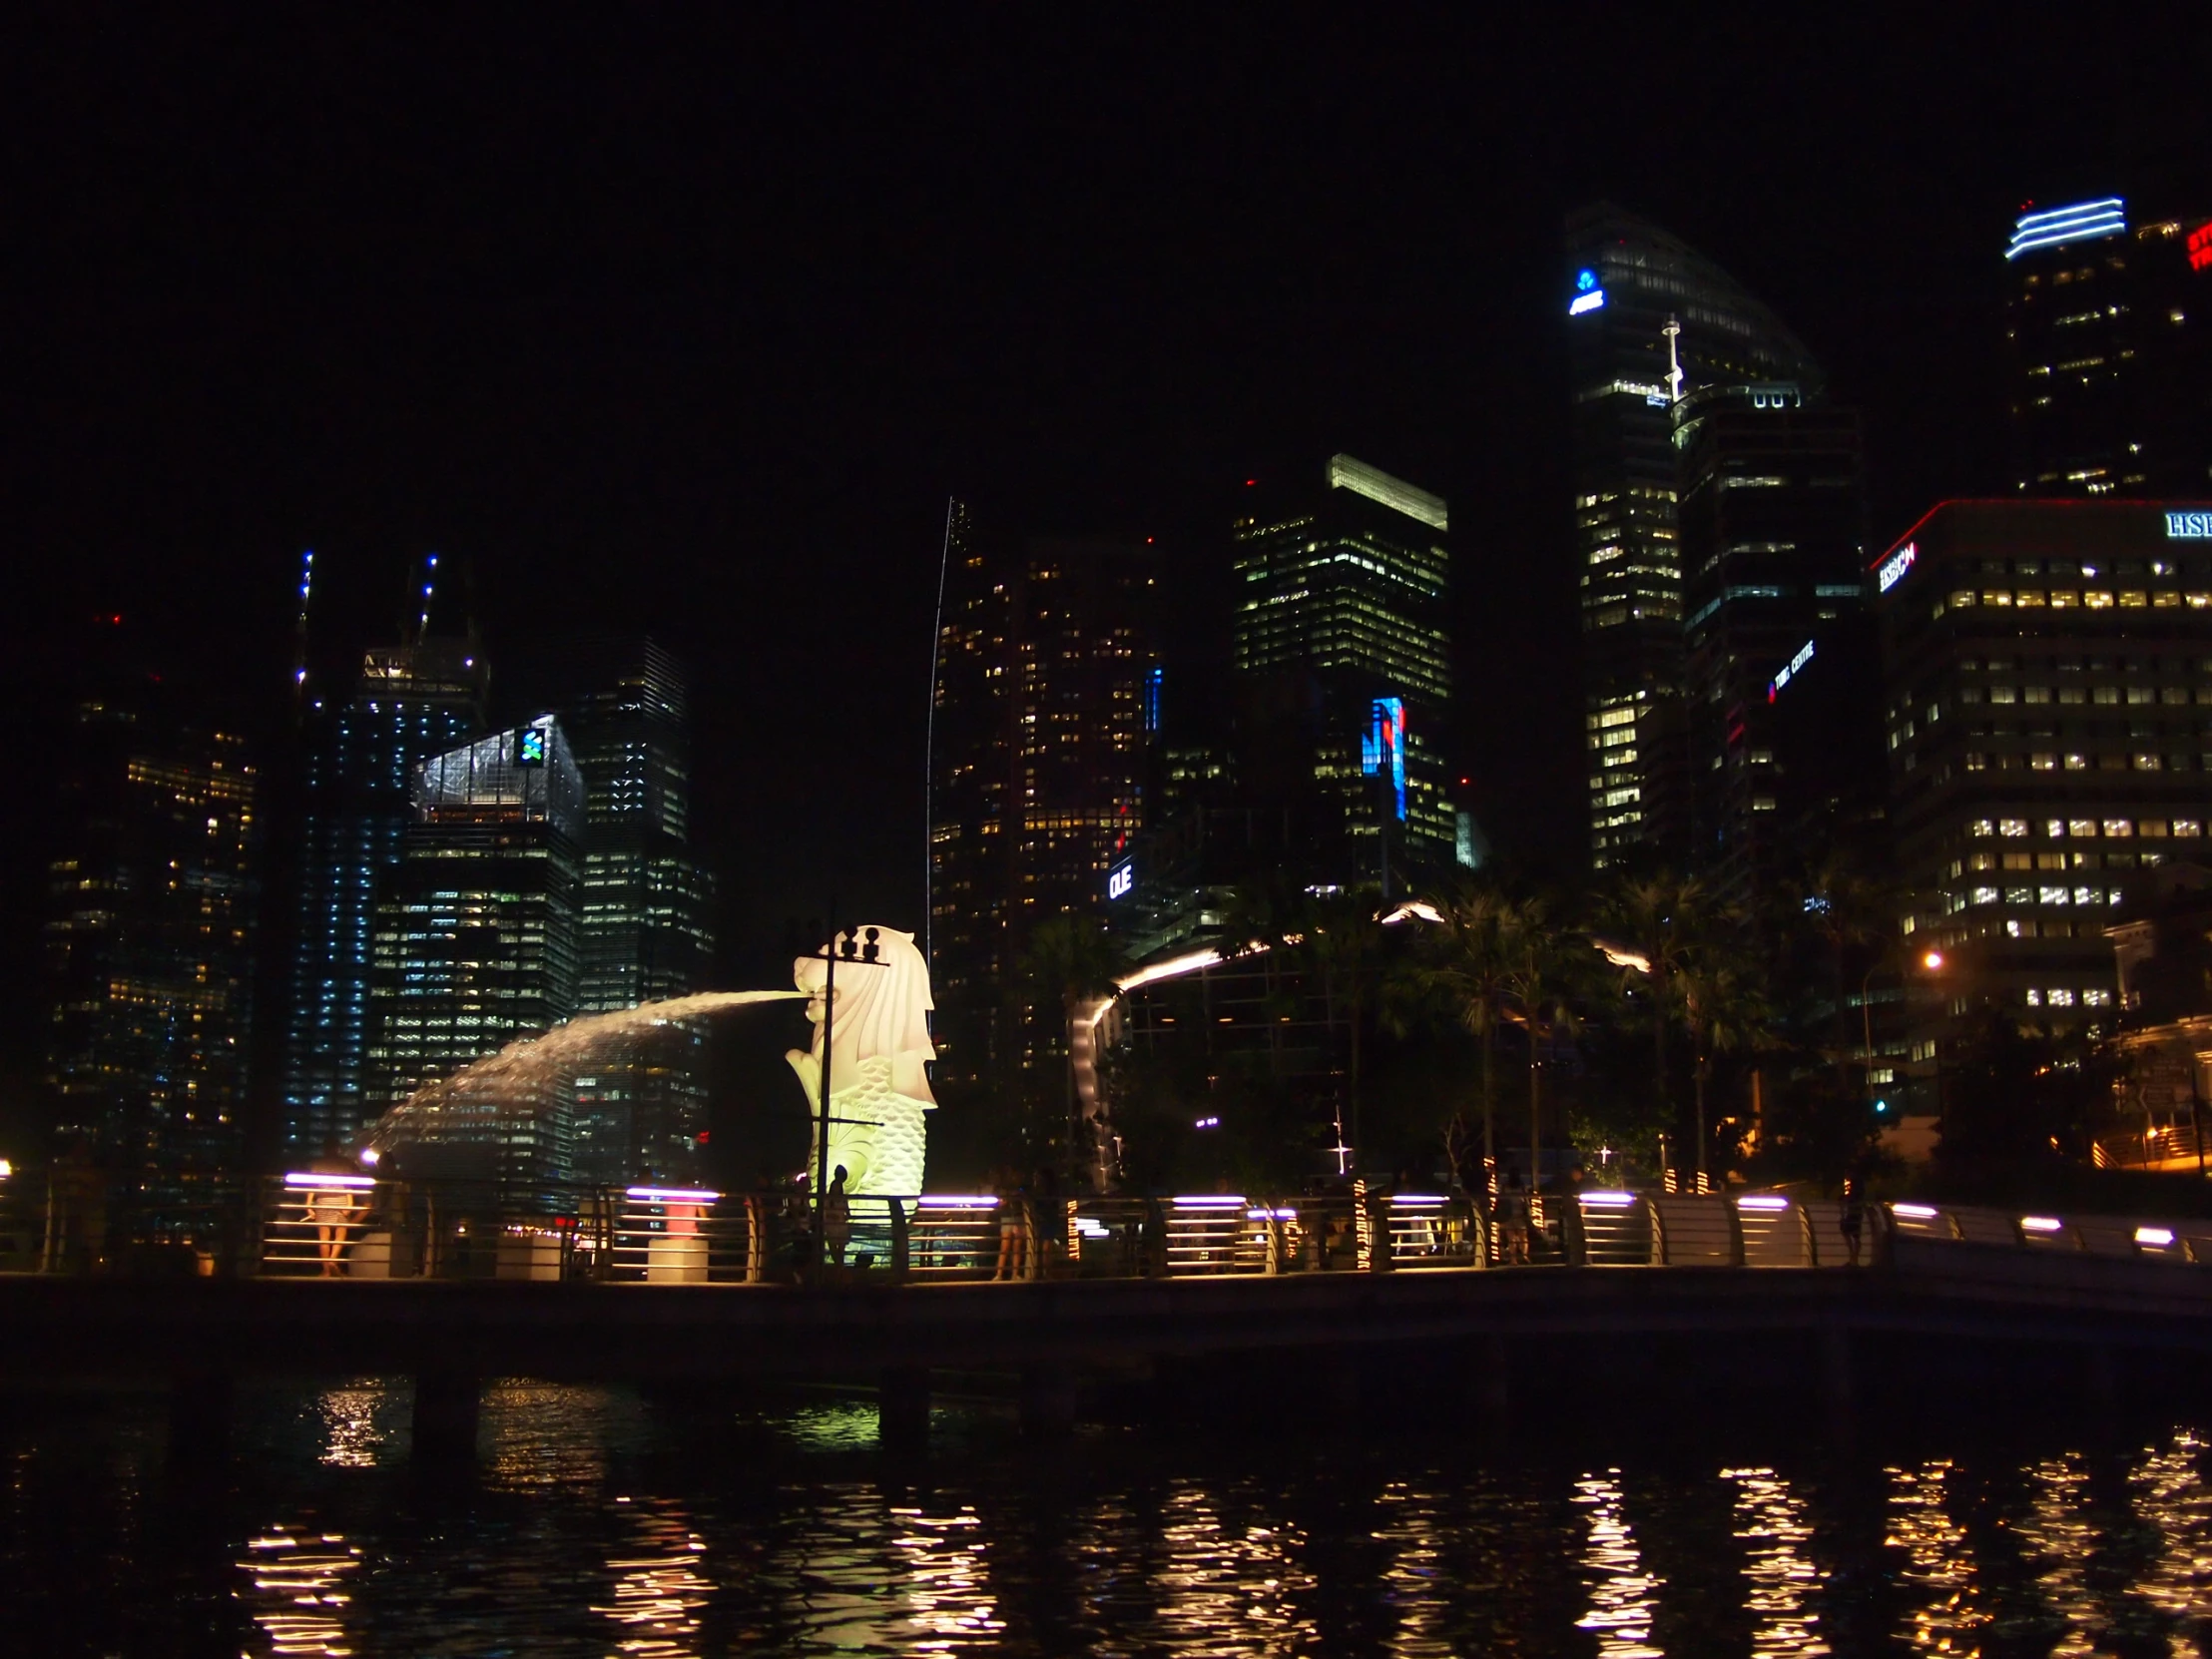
left=2167, top=511, right=2212, bottom=540
left=1877, top=541, right=1918, bottom=593
left=1107, top=860, right=1134, bottom=901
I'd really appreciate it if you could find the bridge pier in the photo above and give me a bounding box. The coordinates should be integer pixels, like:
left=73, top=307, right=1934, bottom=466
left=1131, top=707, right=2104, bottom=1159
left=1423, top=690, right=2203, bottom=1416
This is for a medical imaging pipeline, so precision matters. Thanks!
left=879, top=1366, right=930, bottom=1451
left=167, top=1371, right=232, bottom=1468
left=1020, top=1367, right=1078, bottom=1437
left=411, top=1373, right=480, bottom=1464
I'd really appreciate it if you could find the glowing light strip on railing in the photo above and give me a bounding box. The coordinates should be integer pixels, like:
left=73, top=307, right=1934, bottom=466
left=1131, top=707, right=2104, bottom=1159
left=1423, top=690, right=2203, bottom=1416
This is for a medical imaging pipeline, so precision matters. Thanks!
left=1891, top=1203, right=1938, bottom=1220
left=1580, top=1191, right=1639, bottom=1208
left=283, top=1173, right=375, bottom=1190
left=1248, top=1208, right=1298, bottom=1220
left=625, top=1186, right=721, bottom=1204
left=2136, top=1226, right=2176, bottom=1248
left=2019, top=1215, right=2064, bottom=1234
left=1389, top=1195, right=1448, bottom=1207
left=1172, top=1195, right=1249, bottom=1208
left=915, top=1195, right=999, bottom=1208
left=1737, top=1195, right=1791, bottom=1212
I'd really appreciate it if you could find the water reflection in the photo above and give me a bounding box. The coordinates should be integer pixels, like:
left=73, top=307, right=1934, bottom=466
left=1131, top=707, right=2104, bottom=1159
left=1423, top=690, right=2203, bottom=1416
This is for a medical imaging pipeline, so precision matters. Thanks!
left=596, top=1498, right=712, bottom=1658
left=239, top=1530, right=361, bottom=1657
left=1721, top=1466, right=1826, bottom=1656
left=313, top=1381, right=403, bottom=1468
left=888, top=1504, right=1004, bottom=1651
left=1151, top=1479, right=1316, bottom=1656
left=1574, top=1469, right=1663, bottom=1657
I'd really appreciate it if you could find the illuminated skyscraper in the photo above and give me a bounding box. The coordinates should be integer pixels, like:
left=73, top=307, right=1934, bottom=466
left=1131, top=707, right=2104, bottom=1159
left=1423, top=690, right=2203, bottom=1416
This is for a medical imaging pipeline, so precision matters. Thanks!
left=927, top=503, right=1162, bottom=1090
left=366, top=718, right=583, bottom=1183
left=557, top=639, right=714, bottom=1186
left=2002, top=196, right=2211, bottom=498
left=1228, top=454, right=1454, bottom=885
left=280, top=632, right=484, bottom=1158
left=42, top=671, right=258, bottom=1171
left=1565, top=204, right=1824, bottom=867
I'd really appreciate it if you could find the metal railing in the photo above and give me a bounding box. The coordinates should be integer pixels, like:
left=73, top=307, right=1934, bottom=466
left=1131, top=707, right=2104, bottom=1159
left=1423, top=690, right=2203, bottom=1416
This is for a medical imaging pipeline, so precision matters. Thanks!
left=4, top=1165, right=2211, bottom=1281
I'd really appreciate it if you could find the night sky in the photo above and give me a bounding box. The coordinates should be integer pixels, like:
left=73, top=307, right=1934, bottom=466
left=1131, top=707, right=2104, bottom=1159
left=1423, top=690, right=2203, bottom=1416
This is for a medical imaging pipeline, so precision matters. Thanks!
left=4, top=10, right=2209, bottom=1100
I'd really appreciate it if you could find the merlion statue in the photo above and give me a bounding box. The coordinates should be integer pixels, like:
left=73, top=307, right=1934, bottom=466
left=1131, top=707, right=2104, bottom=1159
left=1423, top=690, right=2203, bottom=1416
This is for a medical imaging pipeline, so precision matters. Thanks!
left=786, top=925, right=935, bottom=1196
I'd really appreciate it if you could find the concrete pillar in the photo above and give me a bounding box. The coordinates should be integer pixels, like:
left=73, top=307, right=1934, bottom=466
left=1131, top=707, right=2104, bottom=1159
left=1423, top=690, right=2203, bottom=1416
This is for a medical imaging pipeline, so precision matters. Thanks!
left=412, top=1373, right=480, bottom=1464
left=1019, top=1367, right=1078, bottom=1437
left=879, top=1366, right=930, bottom=1451
left=168, top=1372, right=233, bottom=1467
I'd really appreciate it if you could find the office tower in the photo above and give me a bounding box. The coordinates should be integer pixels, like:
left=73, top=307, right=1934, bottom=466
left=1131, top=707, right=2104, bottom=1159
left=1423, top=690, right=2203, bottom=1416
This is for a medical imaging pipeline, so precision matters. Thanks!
left=2003, top=196, right=2211, bottom=498
left=366, top=717, right=583, bottom=1183
left=280, top=635, right=485, bottom=1158
left=1228, top=453, right=1454, bottom=885
left=1565, top=204, right=1825, bottom=867
left=41, top=672, right=257, bottom=1171
left=1876, top=501, right=2212, bottom=1106
left=557, top=639, right=714, bottom=1186
left=928, top=502, right=1162, bottom=1089
left=1674, top=382, right=1872, bottom=897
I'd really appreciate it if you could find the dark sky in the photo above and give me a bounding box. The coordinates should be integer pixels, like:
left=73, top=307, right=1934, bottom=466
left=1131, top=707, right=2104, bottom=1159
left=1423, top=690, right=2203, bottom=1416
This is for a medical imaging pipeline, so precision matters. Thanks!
left=4, top=8, right=2209, bottom=1014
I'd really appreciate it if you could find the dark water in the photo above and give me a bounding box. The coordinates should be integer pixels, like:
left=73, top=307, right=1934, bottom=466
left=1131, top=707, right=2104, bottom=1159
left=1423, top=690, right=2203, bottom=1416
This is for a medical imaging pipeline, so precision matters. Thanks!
left=6, top=1381, right=2212, bottom=1656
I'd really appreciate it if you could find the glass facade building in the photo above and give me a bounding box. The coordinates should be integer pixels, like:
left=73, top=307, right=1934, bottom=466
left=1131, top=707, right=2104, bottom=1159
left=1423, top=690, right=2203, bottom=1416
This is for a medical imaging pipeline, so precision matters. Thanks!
left=366, top=718, right=584, bottom=1184
left=1565, top=204, right=1824, bottom=866
left=280, top=639, right=484, bottom=1159
left=2003, top=197, right=2211, bottom=499
left=1876, top=501, right=2212, bottom=1089
left=928, top=503, right=1162, bottom=1089
left=558, top=638, right=714, bottom=1186
left=42, top=676, right=258, bottom=1171
left=1228, top=454, right=1455, bottom=883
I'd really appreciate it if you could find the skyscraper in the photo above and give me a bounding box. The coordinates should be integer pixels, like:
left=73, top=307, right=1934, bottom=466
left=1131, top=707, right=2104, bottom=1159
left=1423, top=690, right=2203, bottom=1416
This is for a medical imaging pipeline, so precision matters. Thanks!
left=280, top=634, right=484, bottom=1158
left=2003, top=196, right=2211, bottom=499
left=1874, top=500, right=2212, bottom=1105
left=1565, top=204, right=1825, bottom=867
left=928, top=503, right=1162, bottom=1090
left=1227, top=455, right=1455, bottom=886
left=366, top=717, right=583, bottom=1183
left=1674, top=381, right=1870, bottom=897
left=557, top=639, right=714, bottom=1186
left=42, top=671, right=257, bottom=1171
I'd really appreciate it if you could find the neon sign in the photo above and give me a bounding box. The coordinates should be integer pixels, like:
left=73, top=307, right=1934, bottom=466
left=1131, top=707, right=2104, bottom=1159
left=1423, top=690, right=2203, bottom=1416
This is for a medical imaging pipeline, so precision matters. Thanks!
left=1107, top=859, right=1134, bottom=900
left=516, top=725, right=548, bottom=765
left=2189, top=222, right=2212, bottom=274
left=1361, top=697, right=1407, bottom=822
left=1768, top=640, right=1815, bottom=703
left=1568, top=289, right=1605, bottom=316
left=2166, top=511, right=2212, bottom=539
left=1876, top=541, right=1917, bottom=593
left=1575, top=269, right=1598, bottom=292
left=2004, top=198, right=2125, bottom=262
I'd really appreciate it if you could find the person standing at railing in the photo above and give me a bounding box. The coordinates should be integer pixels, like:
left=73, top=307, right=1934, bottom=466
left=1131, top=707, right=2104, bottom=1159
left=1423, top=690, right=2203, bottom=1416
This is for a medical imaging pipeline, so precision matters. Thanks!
left=823, top=1166, right=852, bottom=1269
left=1495, top=1173, right=1531, bottom=1266
left=1839, top=1178, right=1865, bottom=1267
left=990, top=1167, right=1027, bottom=1281
left=783, top=1175, right=815, bottom=1283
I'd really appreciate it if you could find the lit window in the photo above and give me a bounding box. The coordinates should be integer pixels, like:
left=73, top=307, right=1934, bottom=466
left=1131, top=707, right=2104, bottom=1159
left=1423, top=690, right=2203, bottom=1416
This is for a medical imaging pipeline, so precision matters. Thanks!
left=1970, top=819, right=1995, bottom=837
left=2085, top=591, right=2114, bottom=609
left=2064, top=755, right=2088, bottom=771
left=2083, top=988, right=2112, bottom=1007
left=2140, top=820, right=2169, bottom=837
left=2120, top=592, right=2148, bottom=608
left=2175, top=820, right=2203, bottom=837
left=1972, top=886, right=1999, bottom=905
left=2046, top=988, right=2077, bottom=1008
left=1999, top=819, right=2029, bottom=836
left=2104, top=820, right=2134, bottom=837
left=2030, top=754, right=2057, bottom=771
left=2025, top=989, right=2042, bottom=1007
left=2040, top=886, right=2071, bottom=905
left=1950, top=590, right=1977, bottom=608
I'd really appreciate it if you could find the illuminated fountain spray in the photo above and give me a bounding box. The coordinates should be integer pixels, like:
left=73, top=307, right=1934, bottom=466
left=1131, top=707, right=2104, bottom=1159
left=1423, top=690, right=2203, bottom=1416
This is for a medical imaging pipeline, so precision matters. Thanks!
left=364, top=990, right=805, bottom=1169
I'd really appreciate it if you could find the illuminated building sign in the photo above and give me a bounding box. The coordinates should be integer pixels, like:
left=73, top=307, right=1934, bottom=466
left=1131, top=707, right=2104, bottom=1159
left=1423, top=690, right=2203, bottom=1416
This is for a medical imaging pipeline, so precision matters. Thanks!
left=2004, top=197, right=2125, bottom=262
left=516, top=725, right=548, bottom=766
left=1107, top=859, right=1134, bottom=901
left=1568, top=288, right=1605, bottom=316
left=1361, top=697, right=1407, bottom=822
left=2167, top=511, right=2212, bottom=539
left=2190, top=222, right=2212, bottom=274
left=1876, top=541, right=1917, bottom=594
left=1767, top=639, right=1815, bottom=703
left=1575, top=269, right=1598, bottom=292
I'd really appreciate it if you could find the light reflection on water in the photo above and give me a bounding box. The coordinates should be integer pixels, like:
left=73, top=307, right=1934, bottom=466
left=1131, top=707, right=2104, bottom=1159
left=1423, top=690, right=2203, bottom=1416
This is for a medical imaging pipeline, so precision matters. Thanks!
left=14, top=1386, right=2212, bottom=1654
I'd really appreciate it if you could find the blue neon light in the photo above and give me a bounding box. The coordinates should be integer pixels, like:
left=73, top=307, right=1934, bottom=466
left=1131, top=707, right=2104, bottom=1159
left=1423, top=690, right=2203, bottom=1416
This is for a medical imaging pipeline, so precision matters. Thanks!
left=1575, top=269, right=1598, bottom=292
left=1361, top=697, right=1407, bottom=822
left=1143, top=665, right=1163, bottom=733
left=2005, top=198, right=2125, bottom=262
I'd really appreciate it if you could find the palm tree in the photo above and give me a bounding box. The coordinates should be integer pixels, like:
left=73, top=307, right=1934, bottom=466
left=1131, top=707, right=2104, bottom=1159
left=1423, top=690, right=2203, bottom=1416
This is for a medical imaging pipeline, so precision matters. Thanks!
left=1789, top=849, right=1901, bottom=1101
left=1605, top=872, right=1709, bottom=1146
left=1420, top=882, right=1524, bottom=1177
left=1677, top=947, right=1774, bottom=1185
left=1496, top=893, right=1582, bottom=1187
left=1296, top=888, right=1395, bottom=1173
left=1016, top=911, right=1127, bottom=1174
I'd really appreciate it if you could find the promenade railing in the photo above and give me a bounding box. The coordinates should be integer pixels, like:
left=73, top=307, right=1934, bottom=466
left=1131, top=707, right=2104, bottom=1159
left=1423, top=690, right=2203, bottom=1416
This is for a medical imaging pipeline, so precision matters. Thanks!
left=4, top=1165, right=2211, bottom=1281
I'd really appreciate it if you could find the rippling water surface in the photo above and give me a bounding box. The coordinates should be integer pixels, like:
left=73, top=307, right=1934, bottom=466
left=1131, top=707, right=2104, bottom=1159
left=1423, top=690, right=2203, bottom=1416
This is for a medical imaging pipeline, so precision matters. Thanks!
left=6, top=1382, right=2212, bottom=1655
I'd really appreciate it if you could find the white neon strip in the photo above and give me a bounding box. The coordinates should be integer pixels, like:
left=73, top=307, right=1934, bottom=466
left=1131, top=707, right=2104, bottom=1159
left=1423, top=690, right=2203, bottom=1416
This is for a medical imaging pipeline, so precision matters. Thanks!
left=1248, top=1208, right=1298, bottom=1220
left=1389, top=1195, right=1448, bottom=1207
left=2012, top=198, right=2123, bottom=230
left=2136, top=1227, right=2175, bottom=1248
left=2019, top=1215, right=2064, bottom=1234
left=283, top=1174, right=375, bottom=1190
left=1736, top=1195, right=1791, bottom=1212
left=1891, top=1203, right=1939, bottom=1220
left=915, top=1195, right=999, bottom=1208
left=625, top=1186, right=721, bottom=1204
left=1173, top=1195, right=1249, bottom=1208
left=1568, top=288, right=1606, bottom=315
left=1580, top=1191, right=1639, bottom=1208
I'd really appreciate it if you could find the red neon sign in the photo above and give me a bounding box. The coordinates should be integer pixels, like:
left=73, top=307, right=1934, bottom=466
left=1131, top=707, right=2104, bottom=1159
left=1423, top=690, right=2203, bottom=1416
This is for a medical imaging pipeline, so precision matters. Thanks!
left=2190, top=222, right=2212, bottom=274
